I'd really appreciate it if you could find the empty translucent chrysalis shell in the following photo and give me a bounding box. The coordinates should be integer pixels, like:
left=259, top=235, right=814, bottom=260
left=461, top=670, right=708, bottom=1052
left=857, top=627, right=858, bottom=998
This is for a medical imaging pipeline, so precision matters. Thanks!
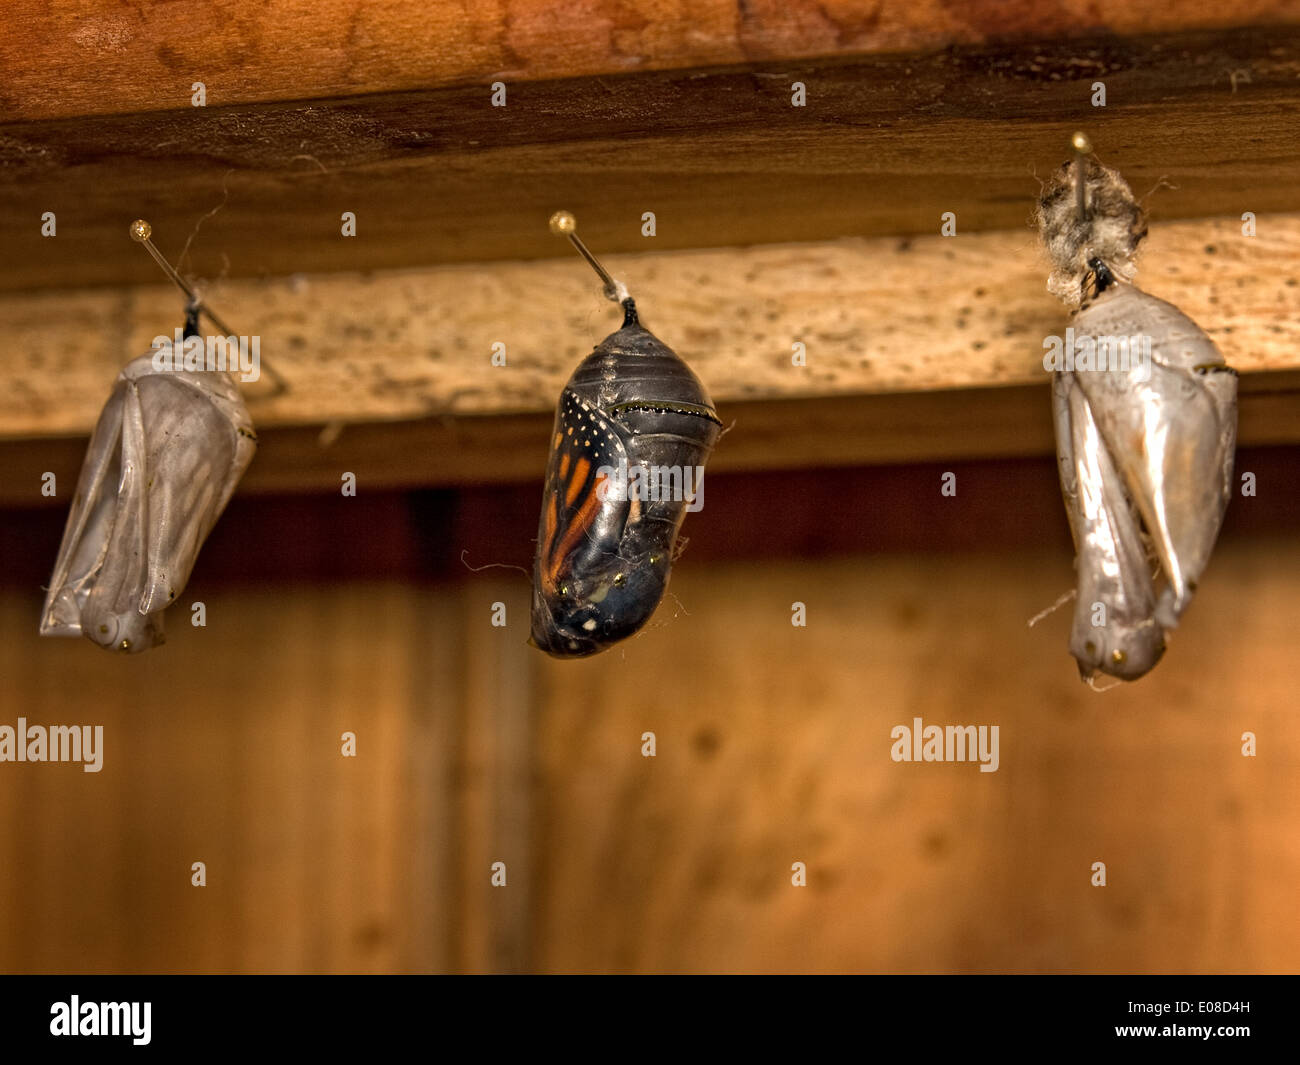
left=39, top=222, right=258, bottom=653
left=1038, top=137, right=1238, bottom=683
left=530, top=212, right=721, bottom=657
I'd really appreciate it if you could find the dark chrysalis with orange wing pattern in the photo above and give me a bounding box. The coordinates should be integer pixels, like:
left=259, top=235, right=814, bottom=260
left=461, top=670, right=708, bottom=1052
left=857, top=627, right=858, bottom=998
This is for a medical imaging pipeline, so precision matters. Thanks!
left=531, top=282, right=720, bottom=657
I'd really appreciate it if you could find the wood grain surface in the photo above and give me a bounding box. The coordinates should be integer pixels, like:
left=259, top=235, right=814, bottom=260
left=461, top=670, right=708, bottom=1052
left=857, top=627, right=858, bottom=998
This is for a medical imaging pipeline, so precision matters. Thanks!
left=3, top=216, right=1298, bottom=438
left=532, top=541, right=1299, bottom=973
left=5, top=2, right=1299, bottom=121
left=2, top=28, right=1299, bottom=290
left=0, top=471, right=1295, bottom=973
left=1, top=216, right=1297, bottom=502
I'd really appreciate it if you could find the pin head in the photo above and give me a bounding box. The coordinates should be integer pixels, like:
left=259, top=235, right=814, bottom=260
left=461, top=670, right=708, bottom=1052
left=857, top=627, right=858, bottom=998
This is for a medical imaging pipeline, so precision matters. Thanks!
left=129, top=219, right=152, bottom=242
left=549, top=211, right=577, bottom=237
left=1070, top=131, right=1092, bottom=156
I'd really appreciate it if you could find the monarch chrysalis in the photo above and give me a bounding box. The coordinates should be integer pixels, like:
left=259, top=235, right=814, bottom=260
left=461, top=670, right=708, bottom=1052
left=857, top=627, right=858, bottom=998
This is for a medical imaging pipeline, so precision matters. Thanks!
left=530, top=212, right=721, bottom=657
left=39, top=221, right=259, bottom=653
left=1039, top=136, right=1237, bottom=682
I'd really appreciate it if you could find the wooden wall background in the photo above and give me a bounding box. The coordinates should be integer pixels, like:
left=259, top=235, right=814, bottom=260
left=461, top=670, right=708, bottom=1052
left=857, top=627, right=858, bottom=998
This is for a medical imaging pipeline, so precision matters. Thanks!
left=0, top=455, right=1295, bottom=974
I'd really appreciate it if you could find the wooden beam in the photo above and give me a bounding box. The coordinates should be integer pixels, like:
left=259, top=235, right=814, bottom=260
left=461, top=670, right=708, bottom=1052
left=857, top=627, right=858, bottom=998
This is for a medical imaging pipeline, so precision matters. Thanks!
left=5, top=215, right=1297, bottom=504
left=5, top=3, right=1298, bottom=122
left=2, top=27, right=1300, bottom=290
left=4, top=374, right=1299, bottom=507
left=2, top=215, right=1298, bottom=434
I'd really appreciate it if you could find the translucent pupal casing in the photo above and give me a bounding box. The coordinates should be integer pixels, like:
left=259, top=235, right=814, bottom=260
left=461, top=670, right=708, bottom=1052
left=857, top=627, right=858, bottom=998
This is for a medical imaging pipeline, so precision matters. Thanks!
left=530, top=299, right=720, bottom=657
left=1053, top=370, right=1166, bottom=680
left=1053, top=280, right=1237, bottom=681
left=40, top=343, right=256, bottom=653
left=1069, top=283, right=1238, bottom=628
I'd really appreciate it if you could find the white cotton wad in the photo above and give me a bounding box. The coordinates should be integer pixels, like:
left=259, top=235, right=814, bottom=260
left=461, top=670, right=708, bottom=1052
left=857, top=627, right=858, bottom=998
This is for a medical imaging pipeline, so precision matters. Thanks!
left=40, top=347, right=256, bottom=653
left=1036, top=157, right=1147, bottom=306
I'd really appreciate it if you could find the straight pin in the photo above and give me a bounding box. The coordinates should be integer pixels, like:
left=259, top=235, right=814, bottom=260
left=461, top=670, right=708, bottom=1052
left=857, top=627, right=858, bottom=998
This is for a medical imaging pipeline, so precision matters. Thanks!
left=1071, top=131, right=1093, bottom=223
left=549, top=211, right=629, bottom=305
left=129, top=219, right=286, bottom=394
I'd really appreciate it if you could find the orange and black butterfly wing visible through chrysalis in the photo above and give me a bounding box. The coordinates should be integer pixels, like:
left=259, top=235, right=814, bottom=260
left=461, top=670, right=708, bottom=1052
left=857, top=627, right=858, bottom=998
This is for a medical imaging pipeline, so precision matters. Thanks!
left=535, top=384, right=632, bottom=636
left=531, top=213, right=721, bottom=657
